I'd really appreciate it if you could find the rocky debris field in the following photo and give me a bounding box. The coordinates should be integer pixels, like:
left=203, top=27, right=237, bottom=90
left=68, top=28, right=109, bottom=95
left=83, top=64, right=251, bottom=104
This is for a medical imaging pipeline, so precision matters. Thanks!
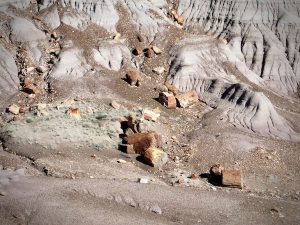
left=0, top=0, right=300, bottom=224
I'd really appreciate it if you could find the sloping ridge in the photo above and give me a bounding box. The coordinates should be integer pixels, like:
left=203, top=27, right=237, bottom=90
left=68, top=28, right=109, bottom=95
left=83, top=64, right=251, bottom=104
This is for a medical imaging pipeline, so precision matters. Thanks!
left=167, top=36, right=299, bottom=141
left=178, top=0, right=300, bottom=96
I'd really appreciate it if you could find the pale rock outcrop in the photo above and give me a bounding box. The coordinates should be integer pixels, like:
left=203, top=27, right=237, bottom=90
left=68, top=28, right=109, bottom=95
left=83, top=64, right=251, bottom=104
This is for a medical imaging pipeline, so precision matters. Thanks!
left=9, top=17, right=46, bottom=42
left=92, top=41, right=131, bottom=71
left=38, top=0, right=173, bottom=41
left=41, top=6, right=61, bottom=30
left=50, top=48, right=91, bottom=79
left=0, top=45, right=19, bottom=96
left=178, top=0, right=300, bottom=96
left=0, top=0, right=31, bottom=10
left=167, top=36, right=299, bottom=140
left=61, top=11, right=89, bottom=31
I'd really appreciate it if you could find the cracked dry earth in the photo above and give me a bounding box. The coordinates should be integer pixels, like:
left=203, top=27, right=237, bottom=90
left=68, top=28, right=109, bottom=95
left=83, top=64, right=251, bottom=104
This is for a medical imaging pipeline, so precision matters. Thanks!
left=0, top=0, right=300, bottom=224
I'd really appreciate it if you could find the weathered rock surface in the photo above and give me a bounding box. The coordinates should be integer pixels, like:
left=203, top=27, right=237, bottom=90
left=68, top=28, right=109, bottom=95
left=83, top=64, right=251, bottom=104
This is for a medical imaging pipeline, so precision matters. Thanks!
left=41, top=6, right=61, bottom=30
left=92, top=41, right=131, bottom=71
left=50, top=48, right=91, bottom=80
left=9, top=17, right=46, bottom=43
left=167, top=36, right=299, bottom=140
left=178, top=0, right=300, bottom=96
left=0, top=45, right=19, bottom=97
left=38, top=0, right=173, bottom=41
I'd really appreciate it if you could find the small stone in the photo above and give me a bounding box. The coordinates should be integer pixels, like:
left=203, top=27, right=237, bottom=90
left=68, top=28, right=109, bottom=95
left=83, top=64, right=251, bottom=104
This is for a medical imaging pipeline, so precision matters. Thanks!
left=0, top=191, right=6, bottom=196
left=222, top=169, right=243, bottom=189
left=8, top=104, right=20, bottom=115
left=164, top=82, right=178, bottom=94
left=51, top=32, right=58, bottom=39
left=210, top=164, right=224, bottom=176
left=23, top=78, right=39, bottom=94
left=159, top=92, right=176, bottom=109
left=117, top=159, right=127, bottom=164
left=142, top=109, right=160, bottom=122
left=110, top=101, right=121, bottom=109
left=126, top=68, right=142, bottom=86
left=145, top=48, right=154, bottom=58
left=36, top=65, right=48, bottom=73
left=137, top=34, right=144, bottom=42
left=156, top=84, right=168, bottom=92
left=190, top=173, right=199, bottom=179
left=27, top=67, right=35, bottom=73
left=28, top=94, right=36, bottom=99
left=66, top=108, right=81, bottom=120
left=139, top=178, right=149, bottom=184
left=37, top=103, right=47, bottom=111
left=152, top=46, right=162, bottom=54
left=86, top=107, right=94, bottom=115
left=143, top=147, right=168, bottom=168
left=150, top=204, right=162, bottom=214
left=176, top=90, right=198, bottom=108
left=153, top=67, right=165, bottom=75
left=133, top=46, right=143, bottom=56
left=113, top=33, right=121, bottom=41
left=176, top=16, right=184, bottom=25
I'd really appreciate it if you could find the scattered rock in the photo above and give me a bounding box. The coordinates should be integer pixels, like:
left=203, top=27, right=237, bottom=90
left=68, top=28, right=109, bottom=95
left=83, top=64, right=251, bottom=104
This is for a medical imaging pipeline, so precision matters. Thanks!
left=137, top=34, right=144, bottom=42
left=28, top=94, right=36, bottom=99
left=159, top=92, right=176, bottom=109
left=142, top=109, right=160, bottom=122
left=126, top=68, right=142, bottom=86
left=8, top=104, right=20, bottom=115
left=126, top=115, right=140, bottom=133
left=171, top=10, right=184, bottom=25
left=27, top=66, right=35, bottom=73
left=139, top=178, right=149, bottom=184
left=124, top=132, right=162, bottom=154
left=152, top=46, right=162, bottom=54
left=19, top=106, right=28, bottom=113
left=190, top=173, right=199, bottom=179
left=113, top=33, right=121, bottom=41
left=150, top=204, right=162, bottom=214
left=164, top=82, right=178, bottom=94
left=176, top=90, right=198, bottom=108
left=145, top=48, right=154, bottom=58
left=23, top=78, right=39, bottom=94
left=153, top=67, right=165, bottom=75
left=117, top=159, right=127, bottom=164
left=66, top=108, right=81, bottom=120
left=222, top=169, right=243, bottom=189
left=110, top=101, right=121, bottom=109
left=143, top=147, right=168, bottom=167
left=210, top=164, right=224, bottom=176
left=36, top=65, right=48, bottom=73
left=155, top=84, right=168, bottom=92
left=0, top=191, right=6, bottom=196
left=86, top=107, right=94, bottom=115
left=176, top=16, right=184, bottom=25
left=133, top=46, right=143, bottom=56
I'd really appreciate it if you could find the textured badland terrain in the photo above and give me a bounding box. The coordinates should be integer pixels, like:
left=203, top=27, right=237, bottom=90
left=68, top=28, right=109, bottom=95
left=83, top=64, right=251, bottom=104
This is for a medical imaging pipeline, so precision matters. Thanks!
left=0, top=0, right=300, bottom=224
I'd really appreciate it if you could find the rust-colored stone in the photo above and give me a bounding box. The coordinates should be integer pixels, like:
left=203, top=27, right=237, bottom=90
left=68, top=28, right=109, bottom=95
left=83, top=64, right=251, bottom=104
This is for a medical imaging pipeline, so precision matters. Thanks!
left=222, top=169, right=243, bottom=189
left=143, top=147, right=168, bottom=167
left=126, top=68, right=142, bottom=86
left=159, top=92, right=176, bottom=109
left=124, top=132, right=162, bottom=154
left=145, top=48, right=154, bottom=58
left=176, top=90, right=198, bottom=108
